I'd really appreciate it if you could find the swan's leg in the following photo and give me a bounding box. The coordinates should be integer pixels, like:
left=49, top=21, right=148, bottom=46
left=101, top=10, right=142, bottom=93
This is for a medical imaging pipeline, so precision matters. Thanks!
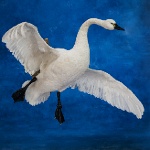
left=32, top=70, right=40, bottom=78
left=12, top=38, right=48, bottom=103
left=12, top=38, right=49, bottom=103
left=44, top=38, right=65, bottom=123
left=12, top=77, right=37, bottom=102
left=55, top=92, right=65, bottom=124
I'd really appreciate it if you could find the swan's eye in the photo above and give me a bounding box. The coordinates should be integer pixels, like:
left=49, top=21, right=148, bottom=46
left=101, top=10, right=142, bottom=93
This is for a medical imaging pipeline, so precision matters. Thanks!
left=111, top=23, right=116, bottom=27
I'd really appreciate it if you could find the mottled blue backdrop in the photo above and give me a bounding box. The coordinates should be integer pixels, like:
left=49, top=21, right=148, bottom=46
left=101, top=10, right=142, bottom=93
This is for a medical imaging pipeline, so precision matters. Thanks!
left=0, top=0, right=149, bottom=149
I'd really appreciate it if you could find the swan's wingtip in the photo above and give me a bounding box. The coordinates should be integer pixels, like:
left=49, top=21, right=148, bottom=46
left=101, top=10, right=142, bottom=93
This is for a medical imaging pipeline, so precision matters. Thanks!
left=2, top=22, right=37, bottom=43
left=137, top=113, right=144, bottom=119
left=137, top=115, right=143, bottom=119
left=137, top=104, right=145, bottom=119
left=2, top=30, right=9, bottom=43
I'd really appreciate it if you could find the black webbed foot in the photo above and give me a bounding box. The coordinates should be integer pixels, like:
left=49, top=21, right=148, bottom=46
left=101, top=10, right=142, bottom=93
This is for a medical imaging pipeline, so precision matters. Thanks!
left=55, top=105, right=65, bottom=124
left=12, top=88, right=26, bottom=102
left=55, top=92, right=65, bottom=124
left=12, top=77, right=37, bottom=103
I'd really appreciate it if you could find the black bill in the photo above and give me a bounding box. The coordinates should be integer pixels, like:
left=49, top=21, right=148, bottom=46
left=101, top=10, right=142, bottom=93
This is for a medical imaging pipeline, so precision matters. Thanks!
left=114, top=24, right=125, bottom=31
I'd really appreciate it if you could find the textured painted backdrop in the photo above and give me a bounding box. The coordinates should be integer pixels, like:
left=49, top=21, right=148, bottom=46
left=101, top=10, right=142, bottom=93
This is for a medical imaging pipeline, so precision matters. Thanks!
left=0, top=0, right=149, bottom=149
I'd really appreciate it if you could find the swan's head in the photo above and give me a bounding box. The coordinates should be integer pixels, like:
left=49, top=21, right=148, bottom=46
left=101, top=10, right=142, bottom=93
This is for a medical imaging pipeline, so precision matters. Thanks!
left=104, top=19, right=125, bottom=31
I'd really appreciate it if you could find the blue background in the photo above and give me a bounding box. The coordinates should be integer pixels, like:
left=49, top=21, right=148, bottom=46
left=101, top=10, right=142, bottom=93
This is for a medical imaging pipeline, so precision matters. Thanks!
left=0, top=0, right=149, bottom=149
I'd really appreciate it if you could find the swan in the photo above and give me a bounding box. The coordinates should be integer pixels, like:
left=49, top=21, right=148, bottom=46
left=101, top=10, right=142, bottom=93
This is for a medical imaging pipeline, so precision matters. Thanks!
left=2, top=18, right=144, bottom=124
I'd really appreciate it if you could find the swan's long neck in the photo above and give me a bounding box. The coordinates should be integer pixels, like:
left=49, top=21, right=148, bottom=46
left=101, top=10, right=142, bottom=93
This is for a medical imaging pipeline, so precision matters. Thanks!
left=73, top=18, right=104, bottom=51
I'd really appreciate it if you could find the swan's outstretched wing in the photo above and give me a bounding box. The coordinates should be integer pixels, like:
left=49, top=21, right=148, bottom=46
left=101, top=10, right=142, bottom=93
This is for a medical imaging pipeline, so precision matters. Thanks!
left=2, top=22, right=59, bottom=75
left=71, top=69, right=144, bottom=119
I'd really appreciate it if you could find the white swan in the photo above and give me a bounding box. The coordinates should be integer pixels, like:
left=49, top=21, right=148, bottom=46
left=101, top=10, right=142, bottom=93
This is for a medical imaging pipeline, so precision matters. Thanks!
left=2, top=18, right=144, bottom=121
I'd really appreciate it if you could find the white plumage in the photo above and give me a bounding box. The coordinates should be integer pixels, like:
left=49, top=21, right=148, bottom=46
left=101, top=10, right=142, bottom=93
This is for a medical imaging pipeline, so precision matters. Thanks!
left=2, top=18, right=144, bottom=119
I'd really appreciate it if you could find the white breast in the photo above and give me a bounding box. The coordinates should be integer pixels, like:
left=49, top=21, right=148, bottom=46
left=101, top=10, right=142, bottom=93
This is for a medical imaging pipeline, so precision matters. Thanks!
left=39, top=48, right=89, bottom=92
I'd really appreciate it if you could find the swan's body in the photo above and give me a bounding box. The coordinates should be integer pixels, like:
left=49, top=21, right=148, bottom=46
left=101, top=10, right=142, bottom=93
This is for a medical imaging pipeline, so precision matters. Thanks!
left=2, top=18, right=144, bottom=119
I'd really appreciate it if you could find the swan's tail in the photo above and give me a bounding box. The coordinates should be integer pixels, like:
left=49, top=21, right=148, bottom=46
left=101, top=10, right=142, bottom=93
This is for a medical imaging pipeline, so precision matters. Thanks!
left=22, top=80, right=50, bottom=106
